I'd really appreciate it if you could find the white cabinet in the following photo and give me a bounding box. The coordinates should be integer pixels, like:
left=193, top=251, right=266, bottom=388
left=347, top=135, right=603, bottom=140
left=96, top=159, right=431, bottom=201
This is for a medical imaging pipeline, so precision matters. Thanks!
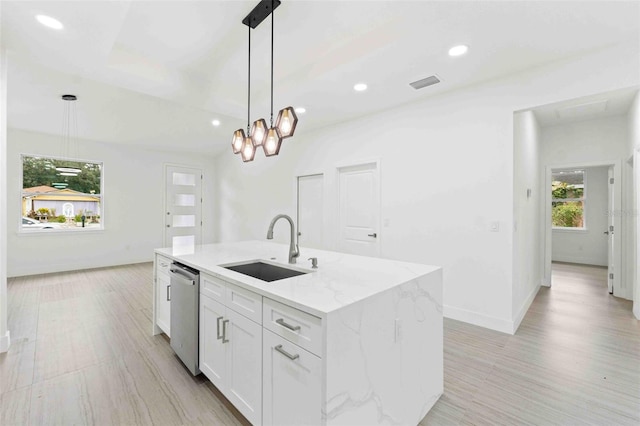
left=154, top=254, right=171, bottom=336
left=199, top=273, right=263, bottom=425
left=263, top=328, right=322, bottom=426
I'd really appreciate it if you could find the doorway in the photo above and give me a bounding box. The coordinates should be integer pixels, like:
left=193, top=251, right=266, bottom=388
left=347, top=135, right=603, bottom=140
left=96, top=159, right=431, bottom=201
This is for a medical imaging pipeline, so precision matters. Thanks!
left=337, top=161, right=380, bottom=257
left=296, top=174, right=324, bottom=249
left=545, top=162, right=621, bottom=295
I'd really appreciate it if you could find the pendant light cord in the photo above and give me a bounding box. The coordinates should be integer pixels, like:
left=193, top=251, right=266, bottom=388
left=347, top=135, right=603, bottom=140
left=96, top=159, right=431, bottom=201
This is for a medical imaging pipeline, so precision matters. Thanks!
left=247, top=24, right=251, bottom=135
left=270, top=0, right=274, bottom=127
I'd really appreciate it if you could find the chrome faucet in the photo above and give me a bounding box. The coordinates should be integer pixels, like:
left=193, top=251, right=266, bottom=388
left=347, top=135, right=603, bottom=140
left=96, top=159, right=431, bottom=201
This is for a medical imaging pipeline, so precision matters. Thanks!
left=266, top=214, right=300, bottom=264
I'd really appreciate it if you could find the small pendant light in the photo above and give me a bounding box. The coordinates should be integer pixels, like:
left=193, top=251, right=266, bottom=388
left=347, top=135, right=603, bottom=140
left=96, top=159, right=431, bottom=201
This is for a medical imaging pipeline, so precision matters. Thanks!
left=264, top=0, right=283, bottom=157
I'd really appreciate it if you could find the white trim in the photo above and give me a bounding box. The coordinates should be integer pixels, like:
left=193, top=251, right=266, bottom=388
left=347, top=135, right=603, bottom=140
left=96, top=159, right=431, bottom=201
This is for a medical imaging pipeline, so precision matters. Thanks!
left=443, top=305, right=514, bottom=335
left=512, top=283, right=541, bottom=333
left=0, top=330, right=10, bottom=353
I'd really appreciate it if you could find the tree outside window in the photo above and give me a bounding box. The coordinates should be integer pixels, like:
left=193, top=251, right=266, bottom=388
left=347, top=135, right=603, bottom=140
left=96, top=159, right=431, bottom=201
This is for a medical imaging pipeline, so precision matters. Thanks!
left=551, top=170, right=585, bottom=229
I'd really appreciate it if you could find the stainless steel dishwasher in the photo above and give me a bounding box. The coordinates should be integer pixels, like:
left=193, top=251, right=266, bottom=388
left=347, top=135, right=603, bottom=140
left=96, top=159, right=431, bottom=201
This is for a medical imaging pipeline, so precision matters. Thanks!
left=169, top=262, right=201, bottom=376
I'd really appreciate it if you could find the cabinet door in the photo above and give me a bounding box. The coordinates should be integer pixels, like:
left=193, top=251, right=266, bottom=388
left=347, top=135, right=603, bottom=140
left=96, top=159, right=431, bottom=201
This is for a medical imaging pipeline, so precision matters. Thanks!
left=263, top=329, right=322, bottom=426
left=226, top=309, right=263, bottom=426
left=156, top=272, right=171, bottom=336
left=199, top=294, right=227, bottom=391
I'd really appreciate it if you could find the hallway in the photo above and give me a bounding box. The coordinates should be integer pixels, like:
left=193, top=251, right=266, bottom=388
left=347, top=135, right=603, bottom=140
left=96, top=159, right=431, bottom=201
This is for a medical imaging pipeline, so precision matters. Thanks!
left=423, top=262, right=639, bottom=424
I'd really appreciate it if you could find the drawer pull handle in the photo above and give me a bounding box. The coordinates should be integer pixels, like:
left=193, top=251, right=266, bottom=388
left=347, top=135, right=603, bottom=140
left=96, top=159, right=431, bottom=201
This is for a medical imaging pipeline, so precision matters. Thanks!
left=216, top=316, right=224, bottom=340
left=275, top=344, right=299, bottom=361
left=276, top=318, right=301, bottom=331
left=166, top=285, right=171, bottom=301
left=222, top=319, right=229, bottom=343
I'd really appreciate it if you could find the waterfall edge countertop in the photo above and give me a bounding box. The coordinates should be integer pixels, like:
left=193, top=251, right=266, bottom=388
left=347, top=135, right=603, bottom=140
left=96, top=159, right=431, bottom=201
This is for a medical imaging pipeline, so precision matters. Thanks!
left=155, top=240, right=440, bottom=318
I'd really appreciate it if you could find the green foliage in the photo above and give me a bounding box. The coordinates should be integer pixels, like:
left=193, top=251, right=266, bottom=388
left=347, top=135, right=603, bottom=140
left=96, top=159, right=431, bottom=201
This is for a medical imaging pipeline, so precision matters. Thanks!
left=37, top=207, right=50, bottom=215
left=552, top=202, right=584, bottom=227
left=22, top=156, right=101, bottom=194
left=74, top=214, right=83, bottom=222
left=56, top=216, right=67, bottom=223
left=552, top=181, right=583, bottom=199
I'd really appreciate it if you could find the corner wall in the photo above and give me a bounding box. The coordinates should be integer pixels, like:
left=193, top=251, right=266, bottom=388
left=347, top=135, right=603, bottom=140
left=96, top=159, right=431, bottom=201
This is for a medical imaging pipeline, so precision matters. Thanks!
left=7, top=129, right=216, bottom=277
left=512, top=110, right=542, bottom=332
left=0, top=1, right=9, bottom=352
left=629, top=92, right=640, bottom=319
left=214, top=42, right=639, bottom=334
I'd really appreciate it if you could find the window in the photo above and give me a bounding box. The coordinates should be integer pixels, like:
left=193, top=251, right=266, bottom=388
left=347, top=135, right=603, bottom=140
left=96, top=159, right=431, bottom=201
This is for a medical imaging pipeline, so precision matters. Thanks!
left=551, top=169, right=585, bottom=229
left=21, top=155, right=103, bottom=232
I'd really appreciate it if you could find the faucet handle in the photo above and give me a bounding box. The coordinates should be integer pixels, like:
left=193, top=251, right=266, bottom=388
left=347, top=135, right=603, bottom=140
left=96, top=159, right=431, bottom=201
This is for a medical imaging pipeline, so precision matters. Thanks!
left=308, top=257, right=318, bottom=269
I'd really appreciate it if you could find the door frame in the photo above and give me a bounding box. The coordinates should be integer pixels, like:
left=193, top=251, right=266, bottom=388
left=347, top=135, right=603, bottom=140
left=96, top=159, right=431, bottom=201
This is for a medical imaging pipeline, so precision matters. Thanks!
left=295, top=172, right=326, bottom=249
left=335, top=158, right=382, bottom=257
left=543, top=160, right=623, bottom=297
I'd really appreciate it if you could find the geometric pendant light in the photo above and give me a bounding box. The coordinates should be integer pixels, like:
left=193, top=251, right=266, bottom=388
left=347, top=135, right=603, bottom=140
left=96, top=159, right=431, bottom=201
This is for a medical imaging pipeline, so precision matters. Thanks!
left=231, top=0, right=299, bottom=162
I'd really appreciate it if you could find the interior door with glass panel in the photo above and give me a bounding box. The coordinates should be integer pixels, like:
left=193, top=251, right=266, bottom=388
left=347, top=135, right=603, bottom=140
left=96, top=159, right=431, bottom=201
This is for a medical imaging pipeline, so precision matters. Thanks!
left=165, top=165, right=202, bottom=252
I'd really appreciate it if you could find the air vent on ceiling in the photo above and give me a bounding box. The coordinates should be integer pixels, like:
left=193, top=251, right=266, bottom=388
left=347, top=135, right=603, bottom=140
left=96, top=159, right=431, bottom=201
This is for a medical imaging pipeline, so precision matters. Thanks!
left=409, top=75, right=441, bottom=90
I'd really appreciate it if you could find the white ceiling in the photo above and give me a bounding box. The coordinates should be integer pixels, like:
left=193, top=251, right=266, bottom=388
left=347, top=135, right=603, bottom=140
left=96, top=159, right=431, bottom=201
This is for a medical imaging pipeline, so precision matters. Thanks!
left=3, top=0, right=639, bottom=155
left=532, top=87, right=639, bottom=128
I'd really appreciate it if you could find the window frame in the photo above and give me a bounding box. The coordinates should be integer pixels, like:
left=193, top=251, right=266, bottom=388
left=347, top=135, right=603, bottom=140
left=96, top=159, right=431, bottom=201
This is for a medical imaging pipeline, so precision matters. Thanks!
left=551, top=168, right=587, bottom=231
left=19, top=153, right=105, bottom=234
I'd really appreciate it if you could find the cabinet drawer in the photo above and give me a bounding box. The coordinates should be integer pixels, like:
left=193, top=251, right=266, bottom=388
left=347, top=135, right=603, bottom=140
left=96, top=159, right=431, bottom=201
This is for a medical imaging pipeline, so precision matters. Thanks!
left=263, top=298, right=322, bottom=357
left=226, top=282, right=262, bottom=324
left=156, top=255, right=171, bottom=277
left=201, top=272, right=226, bottom=303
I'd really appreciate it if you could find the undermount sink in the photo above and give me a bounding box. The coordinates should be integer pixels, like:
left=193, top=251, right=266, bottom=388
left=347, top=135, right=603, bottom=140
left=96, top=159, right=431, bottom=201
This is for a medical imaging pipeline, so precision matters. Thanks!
left=223, top=261, right=309, bottom=282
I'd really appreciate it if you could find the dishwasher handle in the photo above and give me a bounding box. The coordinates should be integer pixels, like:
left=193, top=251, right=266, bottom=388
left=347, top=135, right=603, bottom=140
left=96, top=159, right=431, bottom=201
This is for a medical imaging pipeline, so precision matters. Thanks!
left=170, top=264, right=198, bottom=284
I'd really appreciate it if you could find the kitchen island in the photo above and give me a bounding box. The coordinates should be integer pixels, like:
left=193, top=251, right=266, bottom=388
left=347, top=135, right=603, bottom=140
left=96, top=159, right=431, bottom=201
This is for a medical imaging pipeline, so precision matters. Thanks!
left=153, top=241, right=443, bottom=425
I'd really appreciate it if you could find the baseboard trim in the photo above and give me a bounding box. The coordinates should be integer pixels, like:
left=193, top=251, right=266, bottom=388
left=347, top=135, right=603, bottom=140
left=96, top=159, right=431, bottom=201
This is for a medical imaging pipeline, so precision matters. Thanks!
left=444, top=305, right=513, bottom=335
left=512, top=284, right=541, bottom=333
left=0, top=330, right=10, bottom=353
left=551, top=256, right=606, bottom=267
left=634, top=303, right=640, bottom=320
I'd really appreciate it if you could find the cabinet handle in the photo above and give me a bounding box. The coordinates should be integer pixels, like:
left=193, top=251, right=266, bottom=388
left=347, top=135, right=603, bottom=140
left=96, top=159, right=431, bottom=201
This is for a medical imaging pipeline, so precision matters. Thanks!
left=275, top=344, right=299, bottom=361
left=222, top=319, right=229, bottom=343
left=166, top=285, right=171, bottom=301
left=368, top=233, right=377, bottom=238
left=216, top=316, right=224, bottom=340
left=276, top=318, right=301, bottom=331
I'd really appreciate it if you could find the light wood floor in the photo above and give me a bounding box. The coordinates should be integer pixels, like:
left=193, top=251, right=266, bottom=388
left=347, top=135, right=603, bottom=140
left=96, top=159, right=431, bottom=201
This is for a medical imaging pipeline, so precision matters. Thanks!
left=1, top=262, right=638, bottom=425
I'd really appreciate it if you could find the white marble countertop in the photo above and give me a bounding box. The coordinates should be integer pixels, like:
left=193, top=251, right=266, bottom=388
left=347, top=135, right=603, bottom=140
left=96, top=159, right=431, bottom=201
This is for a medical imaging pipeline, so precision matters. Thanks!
left=156, top=241, right=440, bottom=318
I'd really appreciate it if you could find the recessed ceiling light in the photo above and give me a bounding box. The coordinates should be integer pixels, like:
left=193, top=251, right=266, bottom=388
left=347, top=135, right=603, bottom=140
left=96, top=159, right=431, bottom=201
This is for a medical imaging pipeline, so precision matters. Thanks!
left=211, top=119, right=221, bottom=127
left=35, top=14, right=64, bottom=30
left=448, top=45, right=469, bottom=57
left=353, top=83, right=368, bottom=92
left=294, top=107, right=306, bottom=114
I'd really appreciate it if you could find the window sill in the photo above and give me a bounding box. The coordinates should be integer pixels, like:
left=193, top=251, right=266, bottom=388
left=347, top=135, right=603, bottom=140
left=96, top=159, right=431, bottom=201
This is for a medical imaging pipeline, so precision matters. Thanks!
left=552, top=227, right=588, bottom=234
left=17, top=227, right=105, bottom=236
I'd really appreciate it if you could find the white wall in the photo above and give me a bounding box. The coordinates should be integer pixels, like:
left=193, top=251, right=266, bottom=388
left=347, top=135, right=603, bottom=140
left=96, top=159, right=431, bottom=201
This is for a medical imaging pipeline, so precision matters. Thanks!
left=214, top=42, right=639, bottom=334
left=512, top=110, right=542, bottom=331
left=551, top=166, right=609, bottom=266
left=0, top=1, right=10, bottom=353
left=541, top=115, right=632, bottom=297
left=7, top=129, right=216, bottom=277
left=629, top=92, right=640, bottom=319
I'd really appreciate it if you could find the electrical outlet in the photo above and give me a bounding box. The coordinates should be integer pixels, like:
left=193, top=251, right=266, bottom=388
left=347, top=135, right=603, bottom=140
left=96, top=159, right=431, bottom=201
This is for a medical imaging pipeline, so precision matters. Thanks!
left=394, top=319, right=402, bottom=343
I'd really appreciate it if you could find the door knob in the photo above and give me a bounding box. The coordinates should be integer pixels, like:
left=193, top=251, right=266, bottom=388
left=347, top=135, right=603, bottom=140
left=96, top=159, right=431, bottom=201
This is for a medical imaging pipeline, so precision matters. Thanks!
left=368, top=233, right=377, bottom=238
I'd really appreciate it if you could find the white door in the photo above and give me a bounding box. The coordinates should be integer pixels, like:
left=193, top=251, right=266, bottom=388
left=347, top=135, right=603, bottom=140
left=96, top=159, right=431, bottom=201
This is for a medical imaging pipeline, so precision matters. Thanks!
left=225, top=309, right=263, bottom=426
left=199, top=294, right=226, bottom=390
left=607, top=166, right=615, bottom=294
left=165, top=165, right=202, bottom=252
left=297, top=174, right=324, bottom=249
left=338, top=162, right=380, bottom=256
left=262, top=329, right=322, bottom=426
